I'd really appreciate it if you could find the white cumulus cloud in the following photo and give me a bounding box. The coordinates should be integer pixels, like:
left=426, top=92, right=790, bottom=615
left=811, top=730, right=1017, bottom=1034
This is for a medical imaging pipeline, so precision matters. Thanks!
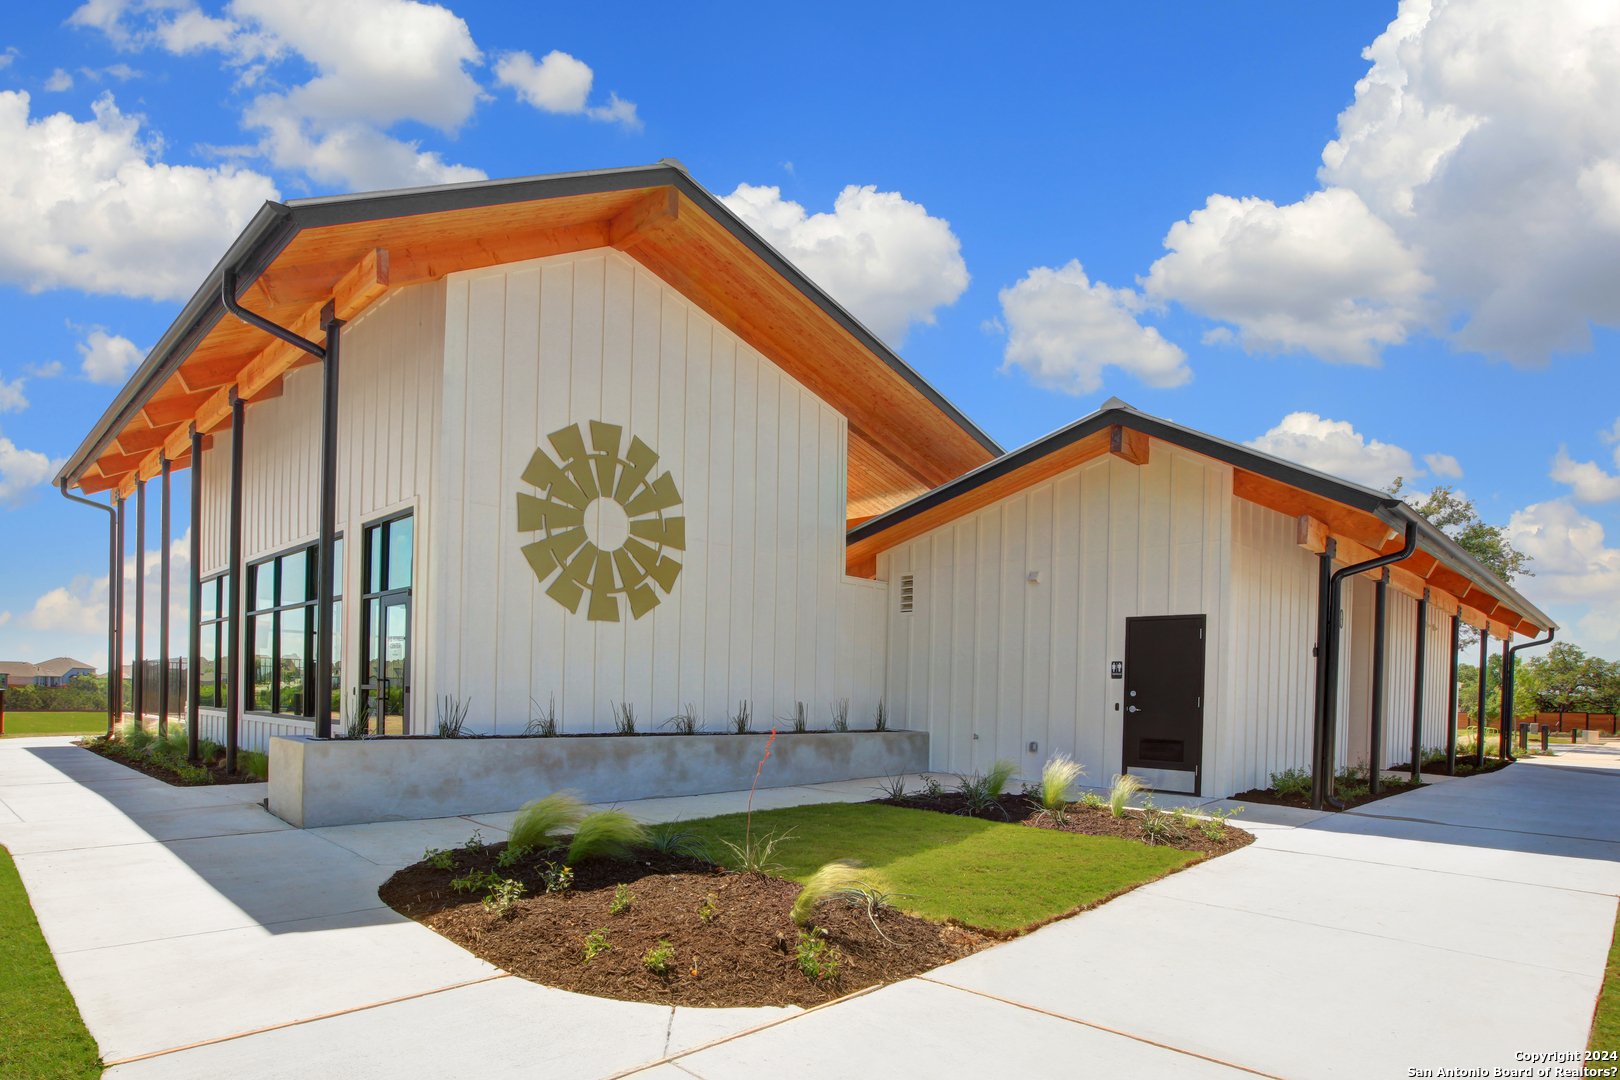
left=495, top=49, right=640, bottom=129
left=45, top=68, right=74, bottom=92
left=78, top=329, right=143, bottom=385
left=0, top=371, right=28, bottom=413
left=1423, top=452, right=1463, bottom=479
left=1246, top=412, right=1422, bottom=489
left=0, top=90, right=277, bottom=301
left=722, top=183, right=969, bottom=346
left=0, top=427, right=61, bottom=509
left=1550, top=447, right=1620, bottom=504
left=997, top=260, right=1189, bottom=395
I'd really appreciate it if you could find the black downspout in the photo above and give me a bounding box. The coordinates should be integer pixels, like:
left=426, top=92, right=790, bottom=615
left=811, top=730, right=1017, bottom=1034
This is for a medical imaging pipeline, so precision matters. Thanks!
left=226, top=391, right=245, bottom=776
left=1498, top=636, right=1512, bottom=762
left=187, top=426, right=202, bottom=764
left=1369, top=571, right=1388, bottom=795
left=1476, top=628, right=1489, bottom=768
left=115, top=494, right=125, bottom=725
left=58, top=482, right=118, bottom=738
left=1313, top=520, right=1420, bottom=811
left=1503, top=626, right=1555, bottom=763
left=159, top=455, right=171, bottom=739
left=1410, top=589, right=1429, bottom=785
left=221, top=269, right=326, bottom=362
left=1446, top=610, right=1461, bottom=775
left=134, top=477, right=146, bottom=729
left=315, top=302, right=343, bottom=740
left=1310, top=540, right=1336, bottom=811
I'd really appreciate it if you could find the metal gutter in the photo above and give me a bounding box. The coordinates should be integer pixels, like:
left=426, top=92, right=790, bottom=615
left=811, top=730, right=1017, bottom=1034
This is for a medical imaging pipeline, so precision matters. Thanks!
left=60, top=160, right=1001, bottom=489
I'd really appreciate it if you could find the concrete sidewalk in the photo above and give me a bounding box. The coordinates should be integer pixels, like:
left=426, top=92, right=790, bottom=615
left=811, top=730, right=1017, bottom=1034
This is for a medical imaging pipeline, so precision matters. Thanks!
left=2, top=737, right=1617, bottom=1079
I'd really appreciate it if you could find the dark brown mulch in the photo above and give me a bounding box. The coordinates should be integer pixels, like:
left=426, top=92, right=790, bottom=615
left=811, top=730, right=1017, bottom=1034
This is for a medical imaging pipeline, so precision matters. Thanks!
left=1229, top=778, right=1422, bottom=811
left=379, top=844, right=994, bottom=1009
left=1389, top=757, right=1514, bottom=777
left=77, top=739, right=264, bottom=786
left=871, top=792, right=1254, bottom=857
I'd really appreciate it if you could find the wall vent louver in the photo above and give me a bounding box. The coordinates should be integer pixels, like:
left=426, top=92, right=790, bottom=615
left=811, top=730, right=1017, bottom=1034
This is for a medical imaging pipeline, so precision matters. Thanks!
left=900, top=574, right=915, bottom=615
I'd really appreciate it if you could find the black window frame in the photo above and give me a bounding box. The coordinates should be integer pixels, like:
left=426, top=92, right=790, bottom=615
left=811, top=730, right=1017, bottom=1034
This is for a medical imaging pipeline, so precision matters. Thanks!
left=359, top=511, right=413, bottom=734
left=246, top=543, right=323, bottom=718
left=196, top=573, right=230, bottom=710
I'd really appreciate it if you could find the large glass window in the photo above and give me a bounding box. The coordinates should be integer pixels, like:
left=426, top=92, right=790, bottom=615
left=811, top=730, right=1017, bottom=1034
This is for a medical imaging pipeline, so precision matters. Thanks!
left=359, top=514, right=411, bottom=735
left=196, top=575, right=230, bottom=708
left=247, top=547, right=316, bottom=716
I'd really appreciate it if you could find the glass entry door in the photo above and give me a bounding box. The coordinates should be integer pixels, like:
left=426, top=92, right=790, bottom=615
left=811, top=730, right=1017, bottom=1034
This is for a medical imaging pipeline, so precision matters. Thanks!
left=359, top=514, right=412, bottom=735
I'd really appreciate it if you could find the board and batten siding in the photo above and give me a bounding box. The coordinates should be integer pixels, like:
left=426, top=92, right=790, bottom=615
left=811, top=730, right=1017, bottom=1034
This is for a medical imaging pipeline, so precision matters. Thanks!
left=430, top=248, right=877, bottom=734
left=192, top=280, right=446, bottom=740
left=882, top=440, right=1235, bottom=793
left=1375, top=588, right=1458, bottom=768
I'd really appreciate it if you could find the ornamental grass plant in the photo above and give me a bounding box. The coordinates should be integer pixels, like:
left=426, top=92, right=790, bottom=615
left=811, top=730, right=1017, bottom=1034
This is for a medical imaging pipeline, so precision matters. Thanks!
left=509, top=792, right=588, bottom=851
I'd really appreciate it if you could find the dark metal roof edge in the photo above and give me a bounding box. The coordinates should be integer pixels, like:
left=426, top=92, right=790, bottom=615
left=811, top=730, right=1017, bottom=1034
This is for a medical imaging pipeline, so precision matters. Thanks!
left=60, top=160, right=1001, bottom=488
left=849, top=401, right=1555, bottom=632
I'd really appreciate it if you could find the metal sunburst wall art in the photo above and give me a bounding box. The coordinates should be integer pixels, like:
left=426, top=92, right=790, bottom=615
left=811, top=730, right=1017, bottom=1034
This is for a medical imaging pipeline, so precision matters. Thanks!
left=517, top=421, right=685, bottom=621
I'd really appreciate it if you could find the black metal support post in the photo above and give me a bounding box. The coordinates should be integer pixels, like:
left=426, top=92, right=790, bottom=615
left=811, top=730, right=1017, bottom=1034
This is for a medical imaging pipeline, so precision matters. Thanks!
left=1311, top=521, right=1419, bottom=811
left=1310, top=540, right=1336, bottom=811
left=115, top=493, right=125, bottom=726
left=159, top=456, right=171, bottom=739
left=1410, top=590, right=1429, bottom=785
left=226, top=392, right=245, bottom=775
left=58, top=481, right=119, bottom=738
left=315, top=303, right=343, bottom=740
left=1502, top=626, right=1555, bottom=764
left=1446, top=610, right=1461, bottom=775
left=187, top=426, right=202, bottom=763
left=1369, top=571, right=1388, bottom=795
left=1476, top=628, right=1488, bottom=768
left=134, top=477, right=146, bottom=729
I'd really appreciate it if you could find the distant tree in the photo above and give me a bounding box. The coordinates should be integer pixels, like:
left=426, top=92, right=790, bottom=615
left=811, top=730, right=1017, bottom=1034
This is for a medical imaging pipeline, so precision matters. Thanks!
left=1522, top=642, right=1620, bottom=714
left=1387, top=480, right=1533, bottom=585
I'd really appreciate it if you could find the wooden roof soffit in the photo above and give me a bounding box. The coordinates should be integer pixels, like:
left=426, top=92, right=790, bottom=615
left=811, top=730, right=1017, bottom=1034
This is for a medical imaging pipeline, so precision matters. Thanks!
left=103, top=248, right=391, bottom=494
left=1294, top=514, right=1521, bottom=640
left=1109, top=425, right=1149, bottom=466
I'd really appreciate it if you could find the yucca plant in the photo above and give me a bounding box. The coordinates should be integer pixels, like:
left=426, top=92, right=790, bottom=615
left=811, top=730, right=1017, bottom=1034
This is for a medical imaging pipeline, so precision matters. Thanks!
left=1108, top=773, right=1147, bottom=818
left=872, top=774, right=908, bottom=800
left=566, top=809, right=648, bottom=864
left=662, top=704, right=702, bottom=735
left=508, top=791, right=587, bottom=851
left=873, top=700, right=888, bottom=732
left=837, top=877, right=916, bottom=942
left=342, top=694, right=372, bottom=739
left=437, top=694, right=471, bottom=737
left=611, top=700, right=638, bottom=735
left=829, top=698, right=850, bottom=733
left=776, top=702, right=809, bottom=733
left=730, top=700, right=751, bottom=734
left=524, top=695, right=559, bottom=737
left=1037, top=754, right=1085, bottom=823
left=646, top=821, right=706, bottom=858
left=710, top=828, right=794, bottom=875
left=790, top=859, right=863, bottom=927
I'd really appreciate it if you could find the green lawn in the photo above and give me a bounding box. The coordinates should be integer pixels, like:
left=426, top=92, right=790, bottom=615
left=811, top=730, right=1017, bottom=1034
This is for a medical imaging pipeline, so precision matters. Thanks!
left=1, top=712, right=109, bottom=739
left=683, top=802, right=1197, bottom=932
left=1592, top=905, right=1620, bottom=1052
left=0, top=846, right=102, bottom=1078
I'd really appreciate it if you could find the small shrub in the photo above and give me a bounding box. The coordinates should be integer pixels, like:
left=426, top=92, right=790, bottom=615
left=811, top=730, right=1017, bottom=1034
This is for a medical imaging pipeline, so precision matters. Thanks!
left=1037, top=754, right=1085, bottom=822
left=583, top=928, right=611, bottom=961
left=423, top=847, right=455, bottom=870
left=778, top=702, right=809, bottom=733
left=567, top=809, right=648, bottom=864
left=919, top=774, right=944, bottom=798
left=730, top=699, right=751, bottom=734
left=698, top=893, right=719, bottom=922
left=539, top=861, right=574, bottom=893
left=524, top=695, right=559, bottom=737
left=1197, top=806, right=1243, bottom=841
left=238, top=751, right=269, bottom=779
left=1080, top=792, right=1105, bottom=810
left=795, top=929, right=839, bottom=980
left=662, top=704, right=702, bottom=735
left=873, top=701, right=888, bottom=732
left=642, top=940, right=676, bottom=976
left=198, top=738, right=224, bottom=762
left=451, top=869, right=503, bottom=894
left=1108, top=774, right=1147, bottom=818
left=790, top=859, right=863, bottom=927
left=611, top=700, right=638, bottom=735
left=872, top=775, right=908, bottom=800
left=437, top=694, right=471, bottom=738
left=829, top=698, right=850, bottom=733
left=508, top=792, right=587, bottom=851
left=609, top=883, right=635, bottom=915
left=463, top=829, right=486, bottom=852
left=710, top=828, right=795, bottom=875
left=175, top=764, right=211, bottom=785
left=1269, top=768, right=1312, bottom=800
left=646, top=822, right=706, bottom=858
left=496, top=844, right=533, bottom=868
left=482, top=878, right=526, bottom=916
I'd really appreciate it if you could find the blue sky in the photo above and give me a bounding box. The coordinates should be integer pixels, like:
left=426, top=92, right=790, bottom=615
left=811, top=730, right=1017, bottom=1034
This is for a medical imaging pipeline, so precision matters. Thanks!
left=1, top=0, right=1617, bottom=670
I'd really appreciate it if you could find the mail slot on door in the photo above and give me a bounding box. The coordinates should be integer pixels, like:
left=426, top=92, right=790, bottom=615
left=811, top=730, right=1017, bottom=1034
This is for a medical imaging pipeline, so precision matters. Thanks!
left=1138, top=738, right=1185, bottom=764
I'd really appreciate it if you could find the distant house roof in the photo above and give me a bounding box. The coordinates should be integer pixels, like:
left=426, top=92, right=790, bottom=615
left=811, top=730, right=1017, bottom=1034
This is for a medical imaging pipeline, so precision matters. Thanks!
left=33, top=657, right=97, bottom=677
left=0, top=661, right=39, bottom=680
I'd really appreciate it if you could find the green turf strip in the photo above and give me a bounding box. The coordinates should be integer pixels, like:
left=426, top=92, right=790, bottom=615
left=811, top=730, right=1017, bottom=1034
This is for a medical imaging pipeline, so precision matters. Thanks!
left=684, top=801, right=1196, bottom=932
left=0, top=712, right=109, bottom=738
left=0, top=845, right=102, bottom=1078
left=1591, top=904, right=1620, bottom=1052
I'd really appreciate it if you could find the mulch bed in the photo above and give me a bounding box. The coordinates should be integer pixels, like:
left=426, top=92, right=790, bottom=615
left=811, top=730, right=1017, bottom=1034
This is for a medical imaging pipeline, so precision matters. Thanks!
left=1391, top=757, right=1514, bottom=777
left=870, top=792, right=1255, bottom=858
left=1229, top=778, right=1422, bottom=811
left=379, top=845, right=993, bottom=1008
left=77, top=739, right=265, bottom=787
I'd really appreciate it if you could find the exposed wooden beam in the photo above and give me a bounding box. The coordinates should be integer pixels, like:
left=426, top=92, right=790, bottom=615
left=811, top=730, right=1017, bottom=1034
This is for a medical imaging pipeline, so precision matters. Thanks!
left=1234, top=468, right=1391, bottom=548
left=609, top=187, right=679, bottom=251
left=113, top=426, right=176, bottom=455
left=1108, top=425, right=1150, bottom=466
left=1295, top=515, right=1329, bottom=553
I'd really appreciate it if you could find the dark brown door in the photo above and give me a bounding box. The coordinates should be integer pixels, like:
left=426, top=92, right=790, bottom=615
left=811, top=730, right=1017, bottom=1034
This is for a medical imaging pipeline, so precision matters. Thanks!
left=1123, top=614, right=1206, bottom=794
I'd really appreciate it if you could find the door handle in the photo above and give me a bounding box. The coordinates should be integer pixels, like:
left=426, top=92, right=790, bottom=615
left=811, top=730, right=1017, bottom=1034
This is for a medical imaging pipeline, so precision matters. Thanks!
left=1127, top=706, right=1142, bottom=713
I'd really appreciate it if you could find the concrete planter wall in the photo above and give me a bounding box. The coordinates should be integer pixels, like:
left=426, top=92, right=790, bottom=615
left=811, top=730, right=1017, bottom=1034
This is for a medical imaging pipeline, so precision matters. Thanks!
left=268, top=730, right=929, bottom=828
